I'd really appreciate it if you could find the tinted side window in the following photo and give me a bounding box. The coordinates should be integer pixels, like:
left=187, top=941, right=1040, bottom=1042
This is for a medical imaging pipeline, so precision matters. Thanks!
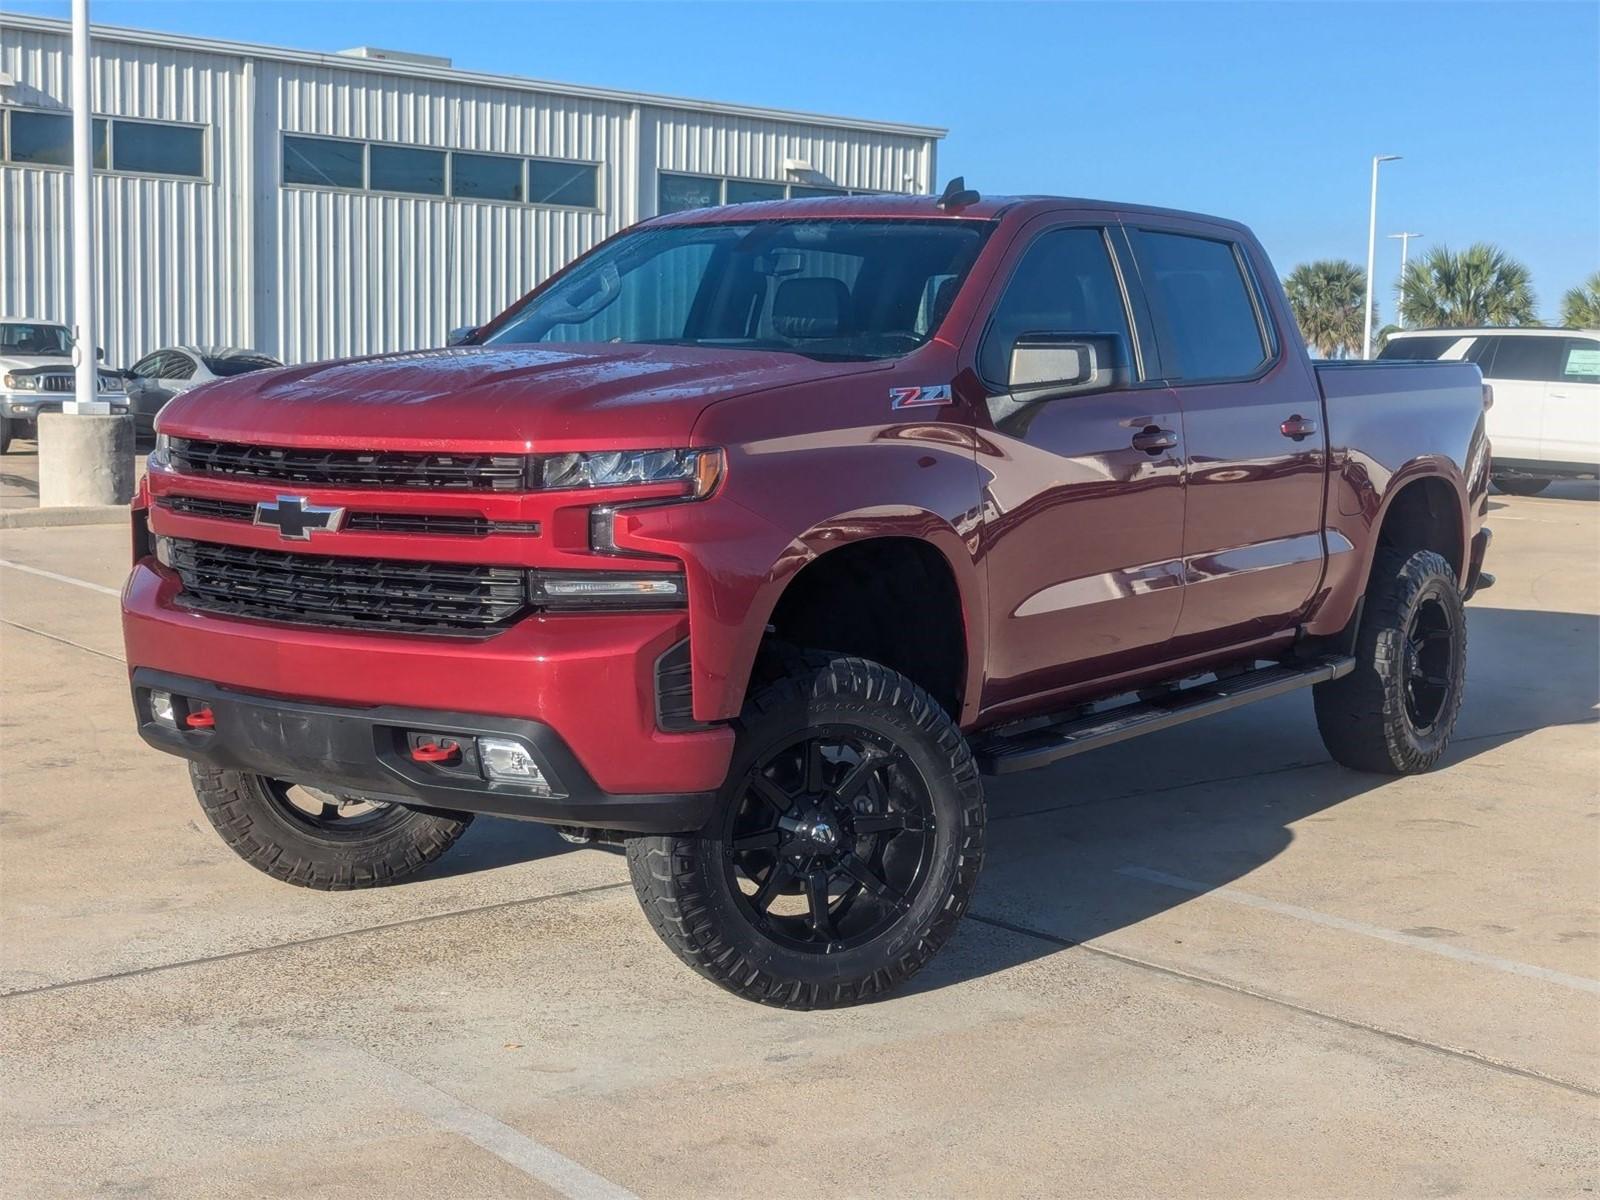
left=726, top=179, right=785, bottom=205
left=978, top=228, right=1133, bottom=386
left=1484, top=336, right=1564, bottom=382
left=9, top=110, right=108, bottom=168
left=1133, top=230, right=1269, bottom=381
left=1378, top=335, right=1462, bottom=361
left=528, top=160, right=598, bottom=208
left=658, top=173, right=720, bottom=214
left=1560, top=338, right=1600, bottom=385
left=452, top=153, right=523, bottom=202
left=161, top=353, right=197, bottom=381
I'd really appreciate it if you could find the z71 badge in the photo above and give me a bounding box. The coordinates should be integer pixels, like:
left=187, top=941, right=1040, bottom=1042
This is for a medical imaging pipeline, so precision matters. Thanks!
left=889, top=384, right=953, bottom=409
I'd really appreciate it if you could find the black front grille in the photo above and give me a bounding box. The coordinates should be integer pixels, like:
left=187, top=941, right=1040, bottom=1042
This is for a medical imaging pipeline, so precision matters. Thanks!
left=40, top=374, right=74, bottom=393
left=159, top=495, right=538, bottom=537
left=169, top=438, right=528, bottom=492
left=167, top=538, right=528, bottom=633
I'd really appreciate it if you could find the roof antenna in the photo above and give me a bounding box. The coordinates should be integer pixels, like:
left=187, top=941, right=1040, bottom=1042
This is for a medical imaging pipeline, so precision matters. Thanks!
left=937, top=176, right=980, bottom=210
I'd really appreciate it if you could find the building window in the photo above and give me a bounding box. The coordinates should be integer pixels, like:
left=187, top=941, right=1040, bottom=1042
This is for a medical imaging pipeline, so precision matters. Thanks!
left=725, top=179, right=785, bottom=205
left=282, top=135, right=363, bottom=189
left=4, top=109, right=107, bottom=170
left=452, top=152, right=523, bottom=202
left=528, top=159, right=598, bottom=208
left=279, top=132, right=599, bottom=210
left=369, top=145, right=446, bottom=196
left=658, top=171, right=863, bottom=214
left=111, top=120, right=204, bottom=177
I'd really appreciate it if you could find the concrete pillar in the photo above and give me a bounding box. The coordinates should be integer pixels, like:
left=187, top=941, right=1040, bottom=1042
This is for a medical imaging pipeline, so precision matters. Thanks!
left=37, top=413, right=135, bottom=507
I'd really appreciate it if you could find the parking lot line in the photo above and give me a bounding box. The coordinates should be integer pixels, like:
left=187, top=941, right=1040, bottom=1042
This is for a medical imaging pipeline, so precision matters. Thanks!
left=0, top=557, right=121, bottom=597
left=301, top=1039, right=640, bottom=1200
left=1118, top=866, right=1600, bottom=994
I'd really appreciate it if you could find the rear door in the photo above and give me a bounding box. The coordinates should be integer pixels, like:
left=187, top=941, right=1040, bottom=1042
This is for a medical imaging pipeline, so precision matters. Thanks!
left=1126, top=223, right=1328, bottom=653
left=975, top=219, right=1185, bottom=710
left=1545, top=336, right=1600, bottom=468
left=1471, top=335, right=1547, bottom=463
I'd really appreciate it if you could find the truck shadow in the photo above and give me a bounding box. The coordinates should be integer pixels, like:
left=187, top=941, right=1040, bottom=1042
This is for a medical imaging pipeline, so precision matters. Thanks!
left=910, top=604, right=1599, bottom=996
left=424, top=606, right=1598, bottom=994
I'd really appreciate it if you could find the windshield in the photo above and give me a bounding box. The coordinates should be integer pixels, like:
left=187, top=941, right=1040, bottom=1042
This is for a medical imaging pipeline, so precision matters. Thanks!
left=202, top=353, right=282, bottom=377
left=483, top=218, right=993, bottom=362
left=0, top=323, right=73, bottom=357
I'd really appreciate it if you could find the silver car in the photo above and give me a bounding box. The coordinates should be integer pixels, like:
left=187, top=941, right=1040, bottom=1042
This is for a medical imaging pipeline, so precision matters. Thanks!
left=125, top=345, right=283, bottom=436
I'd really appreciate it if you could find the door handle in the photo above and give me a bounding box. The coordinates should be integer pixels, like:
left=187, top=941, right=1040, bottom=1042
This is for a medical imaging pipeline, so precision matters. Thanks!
left=1280, top=414, right=1319, bottom=441
left=1131, top=426, right=1178, bottom=454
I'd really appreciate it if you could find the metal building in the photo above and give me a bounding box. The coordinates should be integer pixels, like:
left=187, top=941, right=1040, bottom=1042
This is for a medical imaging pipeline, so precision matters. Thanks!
left=0, top=13, right=943, bottom=366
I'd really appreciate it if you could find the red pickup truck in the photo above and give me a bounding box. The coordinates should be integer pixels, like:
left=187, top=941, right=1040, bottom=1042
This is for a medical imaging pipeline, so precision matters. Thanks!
left=123, top=186, right=1493, bottom=1008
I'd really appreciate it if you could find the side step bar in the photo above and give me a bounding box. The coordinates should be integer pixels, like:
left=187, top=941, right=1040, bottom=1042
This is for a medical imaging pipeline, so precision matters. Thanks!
left=971, top=657, right=1355, bottom=776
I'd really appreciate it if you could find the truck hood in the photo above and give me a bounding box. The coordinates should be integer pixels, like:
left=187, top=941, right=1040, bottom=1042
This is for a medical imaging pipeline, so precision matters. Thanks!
left=157, top=344, right=883, bottom=452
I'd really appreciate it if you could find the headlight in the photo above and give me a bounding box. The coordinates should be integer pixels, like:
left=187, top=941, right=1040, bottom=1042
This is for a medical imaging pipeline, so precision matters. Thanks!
left=4, top=373, right=39, bottom=391
left=149, top=432, right=172, bottom=470
left=539, top=448, right=723, bottom=497
left=99, top=373, right=124, bottom=393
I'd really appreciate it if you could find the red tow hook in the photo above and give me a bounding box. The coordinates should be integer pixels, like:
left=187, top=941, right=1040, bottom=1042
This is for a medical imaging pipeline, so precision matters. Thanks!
left=410, top=739, right=462, bottom=765
left=184, top=707, right=216, bottom=729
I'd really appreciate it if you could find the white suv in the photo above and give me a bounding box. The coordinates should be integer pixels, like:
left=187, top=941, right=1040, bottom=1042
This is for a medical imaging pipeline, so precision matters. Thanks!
left=0, top=318, right=129, bottom=453
left=1381, top=327, right=1600, bottom=495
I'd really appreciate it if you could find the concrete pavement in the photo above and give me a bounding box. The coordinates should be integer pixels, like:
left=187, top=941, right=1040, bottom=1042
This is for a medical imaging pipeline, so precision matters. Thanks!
left=1, top=485, right=1596, bottom=1197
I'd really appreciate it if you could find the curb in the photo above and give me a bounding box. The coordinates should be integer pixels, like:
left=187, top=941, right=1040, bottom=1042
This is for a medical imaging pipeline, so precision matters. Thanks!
left=0, top=505, right=128, bottom=530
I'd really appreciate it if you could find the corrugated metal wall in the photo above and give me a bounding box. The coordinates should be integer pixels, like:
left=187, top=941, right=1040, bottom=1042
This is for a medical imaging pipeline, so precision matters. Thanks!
left=1, top=17, right=939, bottom=367
left=0, top=23, right=251, bottom=364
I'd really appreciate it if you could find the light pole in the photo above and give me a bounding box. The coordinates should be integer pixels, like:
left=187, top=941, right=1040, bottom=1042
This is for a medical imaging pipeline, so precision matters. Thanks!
left=1362, top=154, right=1401, bottom=359
left=68, top=0, right=100, bottom=415
left=1388, top=232, right=1422, bottom=328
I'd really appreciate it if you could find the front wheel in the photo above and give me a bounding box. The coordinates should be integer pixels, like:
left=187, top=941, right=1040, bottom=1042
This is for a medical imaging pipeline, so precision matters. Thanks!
left=1493, top=475, right=1550, bottom=496
left=191, top=764, right=472, bottom=889
left=1314, top=548, right=1467, bottom=774
left=627, top=652, right=985, bottom=1009
left=0, top=418, right=11, bottom=454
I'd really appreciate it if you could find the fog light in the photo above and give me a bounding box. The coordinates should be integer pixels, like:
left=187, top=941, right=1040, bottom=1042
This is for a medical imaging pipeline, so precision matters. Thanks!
left=150, top=689, right=177, bottom=729
left=477, top=736, right=560, bottom=796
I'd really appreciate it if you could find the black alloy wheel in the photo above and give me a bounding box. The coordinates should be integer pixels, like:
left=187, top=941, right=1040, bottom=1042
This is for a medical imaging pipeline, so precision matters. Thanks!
left=723, top=725, right=937, bottom=955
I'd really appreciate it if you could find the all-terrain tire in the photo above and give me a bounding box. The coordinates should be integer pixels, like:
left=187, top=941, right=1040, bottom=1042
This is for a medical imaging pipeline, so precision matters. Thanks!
left=191, top=764, right=472, bottom=890
left=1314, top=548, right=1467, bottom=774
left=627, top=651, right=985, bottom=1009
left=0, top=418, right=11, bottom=454
left=1493, top=475, right=1550, bottom=497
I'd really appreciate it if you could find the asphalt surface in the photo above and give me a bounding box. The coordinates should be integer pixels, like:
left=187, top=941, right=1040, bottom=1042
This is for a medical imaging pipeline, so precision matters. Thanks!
left=1, top=482, right=1596, bottom=1198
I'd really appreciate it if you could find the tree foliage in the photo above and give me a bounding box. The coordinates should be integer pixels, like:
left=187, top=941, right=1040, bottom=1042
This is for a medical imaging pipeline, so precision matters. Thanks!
left=1283, top=259, right=1369, bottom=358
left=1560, top=271, right=1600, bottom=329
left=1399, top=243, right=1538, bottom=328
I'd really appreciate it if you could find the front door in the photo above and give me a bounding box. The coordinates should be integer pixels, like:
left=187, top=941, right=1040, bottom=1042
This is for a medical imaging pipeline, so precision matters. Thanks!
left=1125, top=224, right=1328, bottom=653
left=1542, top=335, right=1600, bottom=469
left=975, top=222, right=1185, bottom=712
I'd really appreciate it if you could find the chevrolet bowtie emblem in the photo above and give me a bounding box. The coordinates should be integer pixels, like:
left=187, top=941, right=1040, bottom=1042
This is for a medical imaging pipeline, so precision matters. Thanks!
left=252, top=495, right=346, bottom=540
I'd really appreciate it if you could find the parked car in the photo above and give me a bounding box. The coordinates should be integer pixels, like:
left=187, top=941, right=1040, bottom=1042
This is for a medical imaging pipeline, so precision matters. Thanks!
left=124, top=346, right=283, bottom=437
left=1380, top=326, right=1600, bottom=494
left=122, top=188, right=1493, bottom=1008
left=0, top=317, right=128, bottom=452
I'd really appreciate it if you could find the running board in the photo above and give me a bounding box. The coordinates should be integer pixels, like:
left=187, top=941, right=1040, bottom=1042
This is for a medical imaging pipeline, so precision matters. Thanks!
left=971, top=657, right=1356, bottom=776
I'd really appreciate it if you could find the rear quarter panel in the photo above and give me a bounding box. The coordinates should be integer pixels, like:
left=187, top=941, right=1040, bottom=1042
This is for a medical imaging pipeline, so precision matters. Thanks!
left=1308, top=360, right=1489, bottom=636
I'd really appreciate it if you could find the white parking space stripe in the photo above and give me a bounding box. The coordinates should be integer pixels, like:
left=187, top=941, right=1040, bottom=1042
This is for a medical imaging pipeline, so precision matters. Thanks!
left=301, top=1039, right=640, bottom=1200
left=0, top=557, right=121, bottom=597
left=1119, top=866, right=1600, bottom=995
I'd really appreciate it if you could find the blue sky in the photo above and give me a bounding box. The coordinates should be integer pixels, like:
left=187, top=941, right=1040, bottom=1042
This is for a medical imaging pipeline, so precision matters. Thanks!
left=12, top=0, right=1598, bottom=321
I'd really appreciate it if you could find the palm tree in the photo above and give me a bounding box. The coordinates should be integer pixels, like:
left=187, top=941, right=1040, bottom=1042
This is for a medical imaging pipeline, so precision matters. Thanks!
left=1560, top=271, right=1600, bottom=328
left=1284, top=260, right=1368, bottom=358
left=1399, top=243, right=1538, bottom=328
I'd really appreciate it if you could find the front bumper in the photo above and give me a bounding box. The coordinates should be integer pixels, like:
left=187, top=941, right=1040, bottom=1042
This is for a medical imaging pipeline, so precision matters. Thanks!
left=130, top=668, right=719, bottom=831
left=122, top=560, right=736, bottom=825
left=3, top=393, right=130, bottom=421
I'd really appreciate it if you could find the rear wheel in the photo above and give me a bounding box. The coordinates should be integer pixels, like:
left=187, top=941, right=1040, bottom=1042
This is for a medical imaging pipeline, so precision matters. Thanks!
left=627, top=652, right=984, bottom=1009
left=1314, top=548, right=1467, bottom=774
left=191, top=764, right=471, bottom=889
left=1493, top=475, right=1550, bottom=496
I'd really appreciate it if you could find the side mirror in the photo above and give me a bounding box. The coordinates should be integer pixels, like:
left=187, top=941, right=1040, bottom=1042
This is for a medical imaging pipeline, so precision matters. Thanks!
left=96, top=347, right=105, bottom=361
left=447, top=325, right=480, bottom=347
left=1006, top=332, right=1127, bottom=400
